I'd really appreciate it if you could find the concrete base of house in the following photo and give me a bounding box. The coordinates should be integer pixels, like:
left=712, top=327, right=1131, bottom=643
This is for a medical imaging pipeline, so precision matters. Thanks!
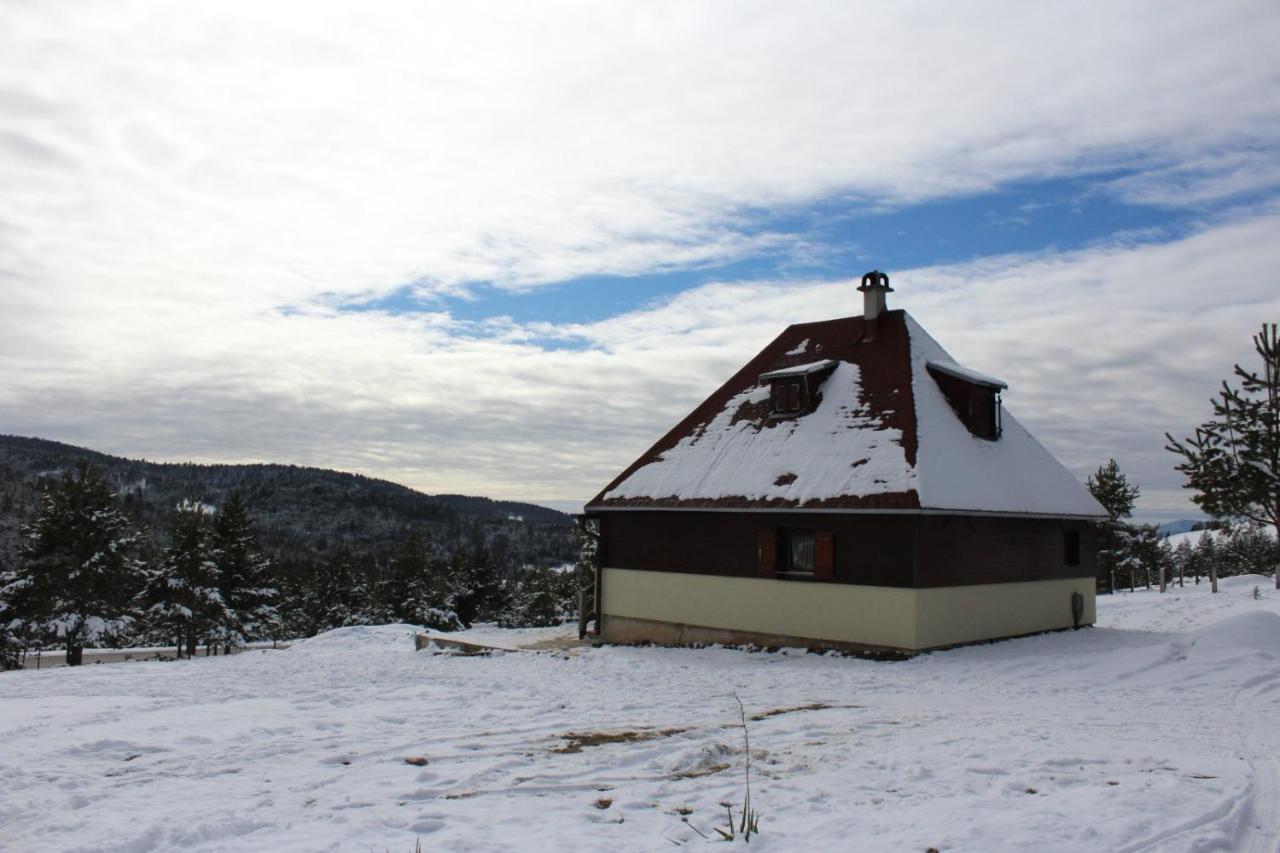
left=602, top=614, right=915, bottom=656
left=599, top=567, right=1095, bottom=654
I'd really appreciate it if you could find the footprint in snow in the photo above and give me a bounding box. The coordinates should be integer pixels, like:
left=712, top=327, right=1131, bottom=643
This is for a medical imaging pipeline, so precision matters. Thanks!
left=409, top=817, right=445, bottom=834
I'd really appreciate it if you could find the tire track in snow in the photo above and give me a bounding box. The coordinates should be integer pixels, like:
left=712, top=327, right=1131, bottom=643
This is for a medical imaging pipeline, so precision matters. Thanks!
left=1235, top=671, right=1280, bottom=853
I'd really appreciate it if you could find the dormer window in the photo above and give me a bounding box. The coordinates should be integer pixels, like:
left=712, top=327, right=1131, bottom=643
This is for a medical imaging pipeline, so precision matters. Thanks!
left=969, top=387, right=1002, bottom=439
left=771, top=379, right=804, bottom=414
left=760, top=359, right=836, bottom=418
left=927, top=360, right=1007, bottom=440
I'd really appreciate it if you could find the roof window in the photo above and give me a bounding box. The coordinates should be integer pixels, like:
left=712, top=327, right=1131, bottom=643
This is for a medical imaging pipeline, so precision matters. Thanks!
left=770, top=378, right=804, bottom=414
left=761, top=359, right=835, bottom=418
left=927, top=360, right=1005, bottom=440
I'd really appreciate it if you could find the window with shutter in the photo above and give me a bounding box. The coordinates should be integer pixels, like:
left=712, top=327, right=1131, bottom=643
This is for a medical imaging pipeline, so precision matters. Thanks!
left=758, top=530, right=777, bottom=577
left=814, top=531, right=834, bottom=579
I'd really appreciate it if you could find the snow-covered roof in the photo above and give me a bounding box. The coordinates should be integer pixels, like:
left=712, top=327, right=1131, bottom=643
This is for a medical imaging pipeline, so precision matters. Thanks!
left=588, top=310, right=1106, bottom=519
left=599, top=362, right=916, bottom=506
left=905, top=315, right=1105, bottom=518
left=758, top=359, right=836, bottom=380
left=926, top=359, right=1007, bottom=389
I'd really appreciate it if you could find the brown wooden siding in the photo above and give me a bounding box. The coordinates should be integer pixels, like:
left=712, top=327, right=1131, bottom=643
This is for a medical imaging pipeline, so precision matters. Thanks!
left=914, top=516, right=1096, bottom=586
left=599, top=511, right=1095, bottom=589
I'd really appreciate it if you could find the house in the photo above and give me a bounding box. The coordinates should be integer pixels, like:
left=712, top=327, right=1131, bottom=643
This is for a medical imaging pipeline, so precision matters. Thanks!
left=581, top=271, right=1106, bottom=654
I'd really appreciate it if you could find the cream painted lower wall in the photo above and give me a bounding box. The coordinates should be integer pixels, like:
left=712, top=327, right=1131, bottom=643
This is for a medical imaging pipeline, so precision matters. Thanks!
left=601, top=567, right=918, bottom=649
left=914, top=576, right=1095, bottom=650
left=600, top=568, right=1096, bottom=652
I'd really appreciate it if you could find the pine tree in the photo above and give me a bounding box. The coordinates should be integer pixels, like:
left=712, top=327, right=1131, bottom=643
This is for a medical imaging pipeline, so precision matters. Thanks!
left=9, top=461, right=142, bottom=664
left=380, top=530, right=429, bottom=622
left=449, top=543, right=509, bottom=628
left=305, top=551, right=374, bottom=633
left=1167, top=323, right=1280, bottom=589
left=0, top=554, right=21, bottom=670
left=502, top=567, right=563, bottom=628
left=210, top=494, right=279, bottom=644
left=1172, top=538, right=1191, bottom=587
left=1087, top=459, right=1140, bottom=594
left=380, top=531, right=459, bottom=630
left=1199, top=532, right=1221, bottom=590
left=143, top=502, right=227, bottom=657
left=1219, top=523, right=1278, bottom=579
left=1128, top=524, right=1162, bottom=590
left=573, top=515, right=600, bottom=637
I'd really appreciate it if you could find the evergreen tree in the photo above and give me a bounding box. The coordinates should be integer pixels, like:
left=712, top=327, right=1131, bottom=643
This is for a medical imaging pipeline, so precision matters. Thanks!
left=502, top=566, right=563, bottom=628
left=305, top=551, right=373, bottom=633
left=1219, top=523, right=1279, bottom=578
left=1198, top=532, right=1221, bottom=590
left=142, top=502, right=226, bottom=657
left=1167, top=323, right=1280, bottom=588
left=1087, top=459, right=1140, bottom=594
left=1088, top=459, right=1141, bottom=519
left=380, top=530, right=430, bottom=621
left=0, top=554, right=21, bottom=670
left=1172, top=538, right=1192, bottom=587
left=9, top=461, right=141, bottom=664
left=273, top=569, right=315, bottom=640
left=1128, top=524, right=1163, bottom=590
left=449, top=543, right=509, bottom=628
left=211, top=494, right=279, bottom=644
left=573, top=515, right=600, bottom=637
left=380, top=531, right=459, bottom=630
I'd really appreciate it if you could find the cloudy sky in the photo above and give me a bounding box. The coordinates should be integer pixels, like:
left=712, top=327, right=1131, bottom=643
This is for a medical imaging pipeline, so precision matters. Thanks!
left=2, top=2, right=1279, bottom=518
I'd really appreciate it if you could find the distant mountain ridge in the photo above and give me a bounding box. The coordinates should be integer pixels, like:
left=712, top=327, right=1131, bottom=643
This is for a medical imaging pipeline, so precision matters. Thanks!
left=0, top=435, right=573, bottom=569
left=1156, top=519, right=1205, bottom=538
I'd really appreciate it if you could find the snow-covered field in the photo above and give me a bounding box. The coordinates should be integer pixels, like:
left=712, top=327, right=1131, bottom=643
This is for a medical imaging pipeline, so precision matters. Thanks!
left=2, top=578, right=1279, bottom=852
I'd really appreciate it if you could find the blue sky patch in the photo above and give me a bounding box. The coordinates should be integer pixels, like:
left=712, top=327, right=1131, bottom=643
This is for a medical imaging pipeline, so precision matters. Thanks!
left=337, top=170, right=1272, bottom=327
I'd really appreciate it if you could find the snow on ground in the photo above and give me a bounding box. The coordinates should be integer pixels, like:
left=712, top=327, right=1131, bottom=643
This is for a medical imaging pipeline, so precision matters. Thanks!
left=2, top=581, right=1279, bottom=852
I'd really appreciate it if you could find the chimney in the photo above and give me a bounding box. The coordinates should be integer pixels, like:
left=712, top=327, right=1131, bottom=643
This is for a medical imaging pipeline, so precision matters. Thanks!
left=857, top=270, right=893, bottom=343
left=858, top=270, right=893, bottom=319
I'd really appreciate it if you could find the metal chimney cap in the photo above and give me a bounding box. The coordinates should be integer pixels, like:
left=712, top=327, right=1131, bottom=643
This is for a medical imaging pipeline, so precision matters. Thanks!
left=857, top=270, right=894, bottom=292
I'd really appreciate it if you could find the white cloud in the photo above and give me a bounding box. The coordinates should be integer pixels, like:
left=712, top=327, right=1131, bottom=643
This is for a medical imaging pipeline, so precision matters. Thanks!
left=2, top=2, right=1279, bottom=512
left=4, top=206, right=1279, bottom=513
left=1, top=1, right=1278, bottom=306
left=1104, top=150, right=1280, bottom=207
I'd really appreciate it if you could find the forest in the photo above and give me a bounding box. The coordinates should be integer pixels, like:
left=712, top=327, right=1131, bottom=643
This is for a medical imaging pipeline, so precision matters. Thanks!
left=0, top=437, right=579, bottom=667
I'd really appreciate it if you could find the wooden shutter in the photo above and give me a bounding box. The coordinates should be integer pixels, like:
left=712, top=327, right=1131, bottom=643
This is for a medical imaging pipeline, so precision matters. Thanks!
left=758, top=530, right=777, bottom=577
left=814, top=531, right=834, bottom=579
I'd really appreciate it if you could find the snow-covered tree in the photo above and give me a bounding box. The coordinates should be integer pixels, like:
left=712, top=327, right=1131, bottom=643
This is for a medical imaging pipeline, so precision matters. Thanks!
left=502, top=566, right=563, bottom=628
left=8, top=461, right=142, bottom=664
left=305, top=551, right=375, bottom=632
left=449, top=544, right=509, bottom=628
left=1217, top=523, right=1279, bottom=579
left=1170, top=538, right=1192, bottom=587
left=0, top=554, right=21, bottom=670
left=1126, top=524, right=1163, bottom=591
left=1199, top=531, right=1221, bottom=590
left=379, top=532, right=460, bottom=631
left=1167, top=323, right=1280, bottom=589
left=211, top=494, right=279, bottom=644
left=573, top=516, right=600, bottom=636
left=1088, top=459, right=1140, bottom=594
left=142, top=502, right=227, bottom=657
